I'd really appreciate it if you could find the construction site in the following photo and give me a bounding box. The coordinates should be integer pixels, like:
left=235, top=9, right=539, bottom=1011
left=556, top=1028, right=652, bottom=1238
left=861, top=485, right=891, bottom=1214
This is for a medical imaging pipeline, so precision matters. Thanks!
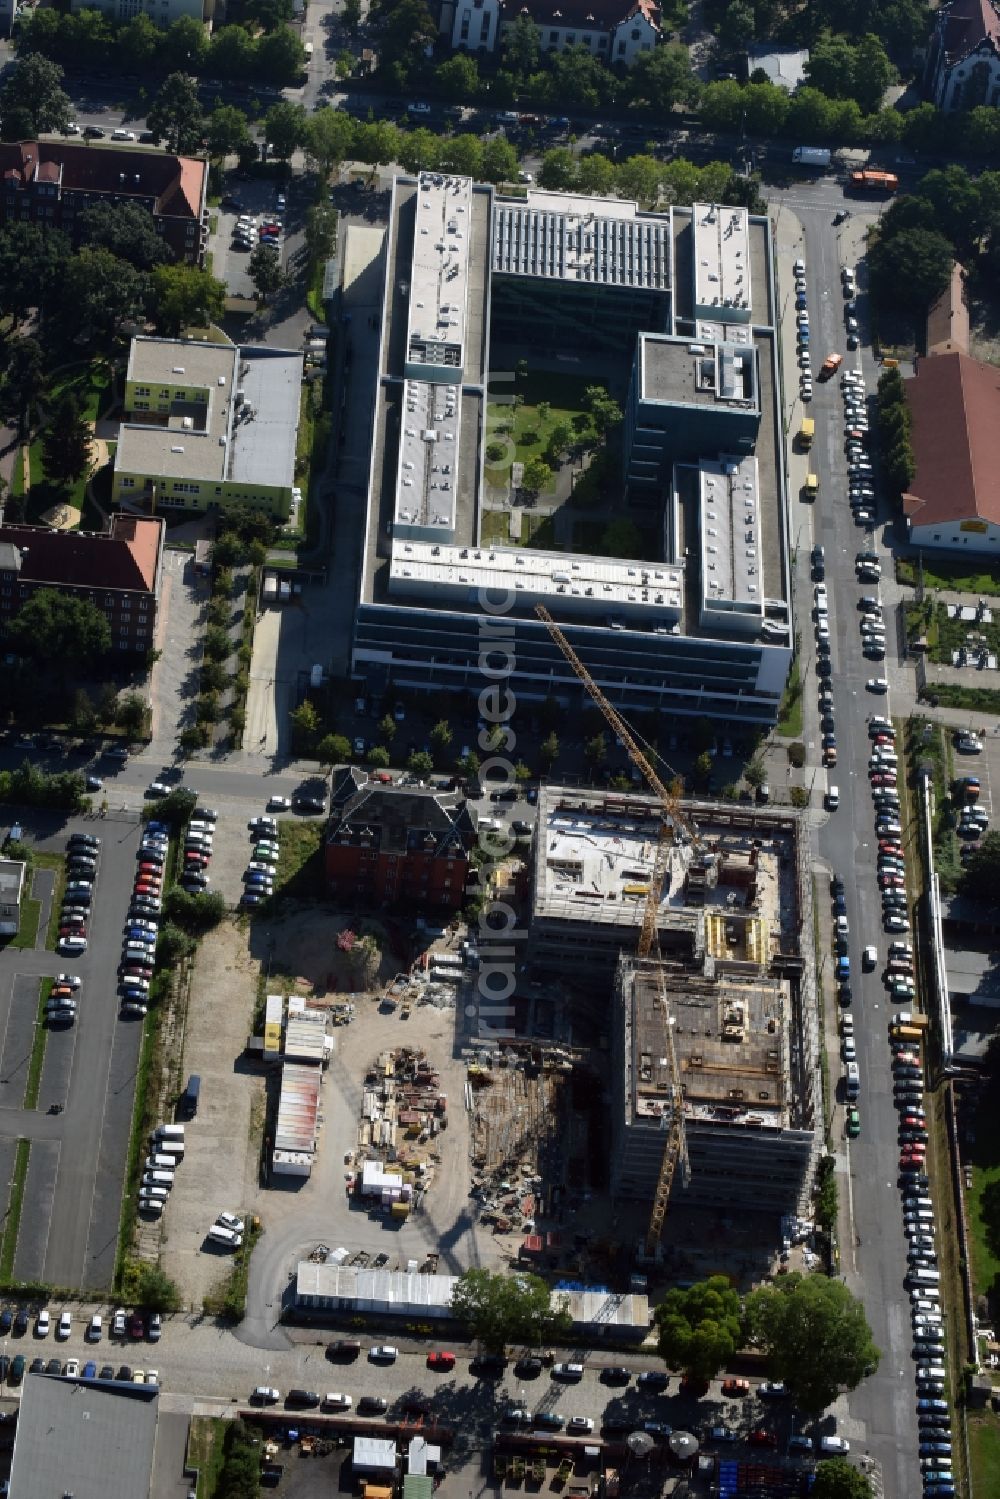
left=349, top=1046, right=450, bottom=1224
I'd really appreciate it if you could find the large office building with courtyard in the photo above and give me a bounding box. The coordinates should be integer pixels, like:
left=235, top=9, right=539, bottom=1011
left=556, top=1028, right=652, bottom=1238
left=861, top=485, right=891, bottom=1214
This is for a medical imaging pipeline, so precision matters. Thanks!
left=350, top=173, right=792, bottom=726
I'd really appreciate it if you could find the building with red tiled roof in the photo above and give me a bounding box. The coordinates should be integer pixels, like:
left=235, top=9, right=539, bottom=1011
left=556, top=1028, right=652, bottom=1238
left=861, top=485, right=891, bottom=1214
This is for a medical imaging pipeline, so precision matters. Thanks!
left=442, top=0, right=660, bottom=65
left=926, top=261, right=970, bottom=356
left=0, top=141, right=208, bottom=264
left=0, top=514, right=165, bottom=653
left=926, top=0, right=1000, bottom=109
left=903, top=351, right=1000, bottom=552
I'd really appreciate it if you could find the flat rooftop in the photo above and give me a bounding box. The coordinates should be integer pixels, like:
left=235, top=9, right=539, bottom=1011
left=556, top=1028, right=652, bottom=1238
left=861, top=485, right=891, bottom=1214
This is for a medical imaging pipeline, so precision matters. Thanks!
left=406, top=171, right=472, bottom=376
left=699, top=454, right=764, bottom=623
left=625, top=961, right=790, bottom=1129
left=127, top=336, right=235, bottom=389
left=692, top=201, right=751, bottom=320
left=639, top=334, right=757, bottom=409
left=394, top=378, right=460, bottom=536
left=671, top=206, right=772, bottom=332
left=9, top=1374, right=158, bottom=1499
left=387, top=538, right=684, bottom=619
left=493, top=189, right=672, bottom=289
left=117, top=341, right=301, bottom=488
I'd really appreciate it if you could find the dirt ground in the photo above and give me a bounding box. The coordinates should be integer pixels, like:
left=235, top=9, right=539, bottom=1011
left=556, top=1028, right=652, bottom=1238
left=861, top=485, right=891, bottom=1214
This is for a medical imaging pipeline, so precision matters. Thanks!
left=159, top=919, right=266, bottom=1310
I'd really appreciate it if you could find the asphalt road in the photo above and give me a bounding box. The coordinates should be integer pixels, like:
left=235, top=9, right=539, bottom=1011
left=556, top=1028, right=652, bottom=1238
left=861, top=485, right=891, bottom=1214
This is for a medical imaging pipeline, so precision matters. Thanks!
left=773, top=178, right=921, bottom=1499
left=0, top=814, right=144, bottom=1290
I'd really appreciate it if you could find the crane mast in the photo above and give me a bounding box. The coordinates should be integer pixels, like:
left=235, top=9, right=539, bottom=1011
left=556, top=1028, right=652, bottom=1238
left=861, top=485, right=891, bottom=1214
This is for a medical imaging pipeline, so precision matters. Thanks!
left=534, top=604, right=690, bottom=1255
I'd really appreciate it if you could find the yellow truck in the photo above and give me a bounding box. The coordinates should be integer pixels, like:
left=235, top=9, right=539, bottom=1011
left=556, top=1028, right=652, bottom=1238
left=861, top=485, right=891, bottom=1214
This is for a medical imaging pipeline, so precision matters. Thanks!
left=804, top=472, right=819, bottom=501
left=798, top=416, right=815, bottom=450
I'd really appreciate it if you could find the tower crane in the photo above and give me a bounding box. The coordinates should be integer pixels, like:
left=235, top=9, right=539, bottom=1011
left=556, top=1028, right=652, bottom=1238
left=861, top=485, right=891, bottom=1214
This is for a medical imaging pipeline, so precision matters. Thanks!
left=534, top=604, right=692, bottom=1255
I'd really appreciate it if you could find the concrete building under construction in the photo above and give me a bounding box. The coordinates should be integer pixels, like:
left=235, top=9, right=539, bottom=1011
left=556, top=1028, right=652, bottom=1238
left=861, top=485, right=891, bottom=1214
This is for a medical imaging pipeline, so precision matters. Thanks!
left=526, top=785, right=820, bottom=1215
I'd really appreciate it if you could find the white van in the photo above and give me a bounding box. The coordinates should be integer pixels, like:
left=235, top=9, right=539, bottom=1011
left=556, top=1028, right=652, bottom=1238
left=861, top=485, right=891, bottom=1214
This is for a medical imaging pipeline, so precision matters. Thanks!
left=155, top=1140, right=185, bottom=1160
left=153, top=1124, right=185, bottom=1142
left=208, top=1224, right=243, bottom=1249
left=145, top=1154, right=176, bottom=1172
left=908, top=1267, right=941, bottom=1286
left=845, top=1061, right=860, bottom=1098
left=826, top=785, right=840, bottom=810
left=142, top=1170, right=174, bottom=1189
left=139, top=1185, right=169, bottom=1201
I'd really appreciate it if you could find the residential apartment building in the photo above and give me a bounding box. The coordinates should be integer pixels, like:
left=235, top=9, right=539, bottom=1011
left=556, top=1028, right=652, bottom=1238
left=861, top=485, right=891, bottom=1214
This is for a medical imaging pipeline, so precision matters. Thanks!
left=0, top=514, right=165, bottom=654
left=0, top=141, right=209, bottom=265
left=324, top=768, right=477, bottom=911
left=114, top=337, right=302, bottom=522
left=85, top=0, right=216, bottom=24
left=442, top=0, right=661, bottom=65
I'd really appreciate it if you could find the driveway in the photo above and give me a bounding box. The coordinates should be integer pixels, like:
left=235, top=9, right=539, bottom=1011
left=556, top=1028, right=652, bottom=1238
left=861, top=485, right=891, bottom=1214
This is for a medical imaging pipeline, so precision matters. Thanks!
left=148, top=550, right=211, bottom=761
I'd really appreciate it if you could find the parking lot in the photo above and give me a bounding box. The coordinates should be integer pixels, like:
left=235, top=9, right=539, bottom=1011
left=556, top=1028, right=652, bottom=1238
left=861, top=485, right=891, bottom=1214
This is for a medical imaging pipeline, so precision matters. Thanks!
left=0, top=813, right=144, bottom=1288
left=211, top=183, right=291, bottom=305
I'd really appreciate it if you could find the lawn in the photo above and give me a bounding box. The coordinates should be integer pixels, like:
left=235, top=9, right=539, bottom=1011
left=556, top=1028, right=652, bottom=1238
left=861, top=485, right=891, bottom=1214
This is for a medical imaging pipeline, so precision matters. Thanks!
left=186, top=1415, right=228, bottom=1499
left=8, top=894, right=40, bottom=951
left=481, top=511, right=510, bottom=545
left=969, top=1414, right=1000, bottom=1499
left=271, top=820, right=325, bottom=903
left=776, top=658, right=803, bottom=738
left=24, top=980, right=51, bottom=1112
left=14, top=361, right=115, bottom=526
left=484, top=369, right=595, bottom=485
left=0, top=1139, right=30, bottom=1281
left=965, top=1161, right=1000, bottom=1301
left=41, top=853, right=67, bottom=951
left=923, top=682, right=1000, bottom=716
left=898, top=556, right=1000, bottom=597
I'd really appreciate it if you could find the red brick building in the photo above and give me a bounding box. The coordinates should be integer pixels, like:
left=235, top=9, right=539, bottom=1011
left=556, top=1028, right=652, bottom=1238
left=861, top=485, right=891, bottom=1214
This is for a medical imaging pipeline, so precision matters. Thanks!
left=0, top=141, right=209, bottom=265
left=0, top=514, right=165, bottom=654
left=325, top=768, right=477, bottom=911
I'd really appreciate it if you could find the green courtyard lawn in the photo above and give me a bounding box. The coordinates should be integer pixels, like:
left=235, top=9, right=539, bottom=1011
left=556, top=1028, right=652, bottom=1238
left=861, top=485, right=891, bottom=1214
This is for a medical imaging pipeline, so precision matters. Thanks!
left=898, top=555, right=1000, bottom=597
left=484, top=369, right=596, bottom=483
left=12, top=361, right=114, bottom=525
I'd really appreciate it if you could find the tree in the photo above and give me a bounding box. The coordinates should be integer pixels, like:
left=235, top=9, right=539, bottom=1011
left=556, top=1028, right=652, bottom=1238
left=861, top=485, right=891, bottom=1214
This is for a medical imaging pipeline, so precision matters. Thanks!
left=317, top=733, right=350, bottom=773
left=208, top=24, right=258, bottom=83
left=367, top=745, right=391, bottom=768
left=0, top=55, right=72, bottom=138
left=379, top=713, right=397, bottom=742
left=9, top=589, right=110, bottom=669
left=398, top=126, right=441, bottom=175
left=521, top=456, right=552, bottom=495
left=61, top=248, right=148, bottom=350
left=503, top=12, right=541, bottom=75
left=347, top=931, right=382, bottom=987
left=146, top=72, right=205, bottom=154
left=157, top=922, right=196, bottom=966
left=373, top=0, right=437, bottom=69
left=430, top=719, right=453, bottom=760
left=576, top=153, right=616, bottom=197
left=343, top=0, right=362, bottom=31
left=248, top=243, right=285, bottom=304
left=480, top=137, right=519, bottom=185
left=693, top=750, right=713, bottom=787
left=440, top=133, right=484, bottom=178
left=599, top=518, right=643, bottom=558
left=42, top=390, right=92, bottom=489
left=133, top=1264, right=181, bottom=1311
left=290, top=699, right=320, bottom=748
left=244, top=0, right=295, bottom=29
left=584, top=385, right=623, bottom=440
left=451, top=1268, right=571, bottom=1352
left=962, top=830, right=1000, bottom=899
left=255, top=25, right=306, bottom=86
left=540, top=731, right=559, bottom=767
left=408, top=749, right=434, bottom=775
left=160, top=15, right=210, bottom=74
left=206, top=104, right=254, bottom=161
left=78, top=202, right=173, bottom=271
left=744, top=757, right=766, bottom=790
left=0, top=337, right=46, bottom=439
left=654, top=1275, right=744, bottom=1383
left=538, top=148, right=577, bottom=191
left=117, top=13, right=160, bottom=75
left=304, top=107, right=355, bottom=178
left=436, top=53, right=479, bottom=99
left=0, top=224, right=70, bottom=331
left=264, top=100, right=307, bottom=161
left=629, top=43, right=701, bottom=111
left=812, top=1459, right=873, bottom=1499
left=585, top=731, right=606, bottom=766
left=115, top=692, right=148, bottom=739
left=745, top=1273, right=879, bottom=1415
left=853, top=34, right=897, bottom=114
left=151, top=264, right=225, bottom=336
left=616, top=156, right=664, bottom=208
